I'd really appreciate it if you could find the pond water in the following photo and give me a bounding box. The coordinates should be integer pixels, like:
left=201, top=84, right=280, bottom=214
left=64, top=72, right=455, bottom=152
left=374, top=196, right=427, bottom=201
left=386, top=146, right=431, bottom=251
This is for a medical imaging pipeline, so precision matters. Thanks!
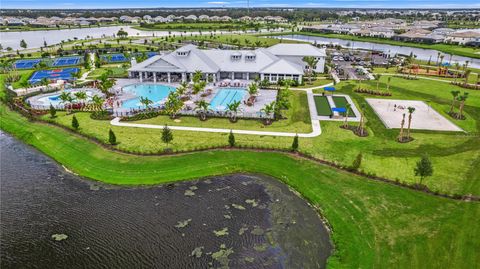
left=0, top=132, right=333, bottom=268
left=274, top=34, right=480, bottom=69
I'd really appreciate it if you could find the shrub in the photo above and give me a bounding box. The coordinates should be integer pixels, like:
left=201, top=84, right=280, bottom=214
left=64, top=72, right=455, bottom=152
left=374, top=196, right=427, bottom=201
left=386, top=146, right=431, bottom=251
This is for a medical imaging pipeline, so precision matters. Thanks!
left=108, top=129, right=117, bottom=145
left=351, top=153, right=363, bottom=171
left=228, top=130, right=235, bottom=147
left=71, top=115, right=79, bottom=130
left=49, top=104, right=56, bottom=118
left=291, top=134, right=299, bottom=151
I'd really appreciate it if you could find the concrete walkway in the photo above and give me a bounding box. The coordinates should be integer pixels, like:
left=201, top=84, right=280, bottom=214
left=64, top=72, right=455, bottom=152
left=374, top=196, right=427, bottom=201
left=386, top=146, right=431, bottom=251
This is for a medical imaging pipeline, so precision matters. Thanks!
left=111, top=117, right=321, bottom=138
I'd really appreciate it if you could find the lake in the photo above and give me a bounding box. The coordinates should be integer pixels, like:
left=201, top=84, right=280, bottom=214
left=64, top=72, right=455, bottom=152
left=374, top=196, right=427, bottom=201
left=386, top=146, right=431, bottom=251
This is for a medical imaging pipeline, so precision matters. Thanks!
left=0, top=132, right=333, bottom=268
left=274, top=34, right=480, bottom=69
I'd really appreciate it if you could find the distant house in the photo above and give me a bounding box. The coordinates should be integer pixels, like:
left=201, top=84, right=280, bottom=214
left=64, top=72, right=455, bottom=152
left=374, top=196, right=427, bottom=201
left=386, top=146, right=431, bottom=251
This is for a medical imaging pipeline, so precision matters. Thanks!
left=446, top=31, right=480, bottom=46
left=393, top=29, right=444, bottom=44
left=128, top=43, right=326, bottom=84
left=185, top=15, right=198, bottom=21
left=198, top=15, right=210, bottom=21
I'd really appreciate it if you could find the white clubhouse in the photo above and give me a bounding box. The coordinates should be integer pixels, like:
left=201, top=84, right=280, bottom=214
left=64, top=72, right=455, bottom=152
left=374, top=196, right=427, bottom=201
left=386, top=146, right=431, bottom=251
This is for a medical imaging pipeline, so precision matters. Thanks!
left=128, top=43, right=326, bottom=84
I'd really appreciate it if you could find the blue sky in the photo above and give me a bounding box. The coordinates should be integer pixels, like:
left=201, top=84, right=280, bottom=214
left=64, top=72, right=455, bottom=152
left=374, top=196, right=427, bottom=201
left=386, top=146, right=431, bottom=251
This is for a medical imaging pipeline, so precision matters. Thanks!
left=2, top=0, right=479, bottom=9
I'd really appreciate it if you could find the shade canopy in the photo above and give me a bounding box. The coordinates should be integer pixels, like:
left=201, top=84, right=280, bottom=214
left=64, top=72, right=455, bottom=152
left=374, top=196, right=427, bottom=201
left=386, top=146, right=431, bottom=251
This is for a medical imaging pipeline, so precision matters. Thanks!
left=332, top=107, right=347, bottom=113
left=324, top=87, right=336, bottom=92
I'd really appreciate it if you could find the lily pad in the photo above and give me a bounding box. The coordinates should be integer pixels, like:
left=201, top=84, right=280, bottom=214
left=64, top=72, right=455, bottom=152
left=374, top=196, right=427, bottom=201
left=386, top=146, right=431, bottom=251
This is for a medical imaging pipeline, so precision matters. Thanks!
left=213, top=227, right=229, bottom=237
left=51, top=233, right=68, bottom=241
left=175, top=219, right=192, bottom=228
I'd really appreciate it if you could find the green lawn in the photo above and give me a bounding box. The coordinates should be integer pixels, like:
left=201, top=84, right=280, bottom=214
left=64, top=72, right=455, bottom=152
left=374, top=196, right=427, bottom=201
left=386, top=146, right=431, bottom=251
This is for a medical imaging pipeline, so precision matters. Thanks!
left=270, top=31, right=480, bottom=59
left=1, top=103, right=479, bottom=269
left=87, top=65, right=128, bottom=79
left=134, top=22, right=279, bottom=32
left=32, top=76, right=480, bottom=196
left=314, top=95, right=332, bottom=116
left=170, top=33, right=305, bottom=48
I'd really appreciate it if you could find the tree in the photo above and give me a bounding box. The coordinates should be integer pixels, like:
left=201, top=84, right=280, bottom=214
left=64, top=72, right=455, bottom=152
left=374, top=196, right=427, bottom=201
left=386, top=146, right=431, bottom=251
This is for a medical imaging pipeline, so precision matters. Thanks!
left=398, top=113, right=406, bottom=142
left=139, top=96, right=153, bottom=109
left=228, top=130, right=235, bottom=147
left=117, top=28, right=128, bottom=39
left=406, top=107, right=415, bottom=139
left=291, top=134, right=299, bottom=151
left=71, top=115, right=79, bottom=130
left=192, top=70, right=203, bottom=83
left=74, top=91, right=87, bottom=110
left=351, top=153, right=363, bottom=171
left=456, top=92, right=469, bottom=119
left=165, top=91, right=183, bottom=119
left=108, top=129, right=117, bottom=145
left=464, top=70, right=471, bottom=85
left=20, top=39, right=27, bottom=49
left=195, top=99, right=210, bottom=121
left=386, top=76, right=391, bottom=92
left=49, top=104, right=57, bottom=118
left=343, top=103, right=351, bottom=128
left=414, top=155, right=433, bottom=185
left=356, top=104, right=366, bottom=136
left=248, top=82, right=258, bottom=102
left=374, top=74, right=381, bottom=91
left=71, top=71, right=82, bottom=86
left=92, top=95, right=104, bottom=111
left=161, top=124, right=173, bottom=146
left=302, top=56, right=318, bottom=84
left=260, top=101, right=276, bottom=125
left=226, top=100, right=241, bottom=122
left=41, top=77, right=50, bottom=91
left=59, top=91, right=73, bottom=113
left=449, top=90, right=460, bottom=113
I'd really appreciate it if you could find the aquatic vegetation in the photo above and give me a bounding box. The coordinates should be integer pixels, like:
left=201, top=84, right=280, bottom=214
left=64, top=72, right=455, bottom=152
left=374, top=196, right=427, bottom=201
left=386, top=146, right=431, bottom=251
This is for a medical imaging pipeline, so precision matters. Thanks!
left=191, top=246, right=204, bottom=258
left=189, top=185, right=198, bottom=190
left=51, top=234, right=68, bottom=241
left=223, top=214, right=231, bottom=219
left=238, top=227, right=249, bottom=235
left=254, top=243, right=269, bottom=252
left=231, top=203, right=245, bottom=210
left=250, top=226, right=265, bottom=236
left=244, top=257, right=255, bottom=263
left=213, top=227, right=229, bottom=237
left=184, top=189, right=195, bottom=196
left=211, top=244, right=234, bottom=269
left=245, top=199, right=258, bottom=207
left=174, top=219, right=192, bottom=228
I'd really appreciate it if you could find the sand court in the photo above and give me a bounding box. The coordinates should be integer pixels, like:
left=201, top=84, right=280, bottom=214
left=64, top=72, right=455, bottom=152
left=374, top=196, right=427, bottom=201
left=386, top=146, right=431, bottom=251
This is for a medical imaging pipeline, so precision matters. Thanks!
left=366, top=98, right=463, bottom=132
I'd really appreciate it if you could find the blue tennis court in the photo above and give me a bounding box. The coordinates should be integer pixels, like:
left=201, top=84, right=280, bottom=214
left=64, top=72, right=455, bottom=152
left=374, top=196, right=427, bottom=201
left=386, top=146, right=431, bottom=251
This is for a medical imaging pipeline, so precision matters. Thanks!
left=29, top=68, right=80, bottom=84
left=14, top=59, right=41, bottom=69
left=52, top=57, right=81, bottom=67
left=101, top=54, right=128, bottom=63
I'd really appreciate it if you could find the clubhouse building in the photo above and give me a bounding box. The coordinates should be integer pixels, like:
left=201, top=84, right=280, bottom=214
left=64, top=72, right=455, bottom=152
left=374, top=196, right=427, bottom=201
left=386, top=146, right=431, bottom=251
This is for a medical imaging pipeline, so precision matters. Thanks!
left=128, top=44, right=326, bottom=84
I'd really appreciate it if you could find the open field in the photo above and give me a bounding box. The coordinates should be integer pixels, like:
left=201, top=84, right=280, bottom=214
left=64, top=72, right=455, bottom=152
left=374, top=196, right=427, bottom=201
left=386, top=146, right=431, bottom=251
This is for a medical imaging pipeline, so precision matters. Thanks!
left=134, top=22, right=281, bottom=32
left=267, top=31, right=480, bottom=59
left=1, top=103, right=479, bottom=269
left=23, top=76, right=480, bottom=196
left=169, top=33, right=305, bottom=48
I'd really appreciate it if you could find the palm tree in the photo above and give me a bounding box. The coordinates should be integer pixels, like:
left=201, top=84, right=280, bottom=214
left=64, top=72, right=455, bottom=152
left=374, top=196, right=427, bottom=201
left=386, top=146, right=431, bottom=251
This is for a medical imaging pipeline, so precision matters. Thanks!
left=91, top=95, right=104, bottom=111
left=192, top=81, right=206, bottom=95
left=59, top=91, right=73, bottom=112
left=139, top=96, right=153, bottom=109
left=449, top=90, right=460, bottom=113
left=357, top=103, right=366, bottom=136
left=226, top=100, right=241, bottom=122
left=453, top=62, right=460, bottom=83
left=398, top=113, right=406, bottom=142
left=302, top=56, right=318, bottom=84
left=71, top=71, right=81, bottom=86
left=194, top=99, right=210, bottom=121
left=456, top=92, right=469, bottom=119
left=406, top=107, right=415, bottom=139
left=343, top=103, right=351, bottom=128
left=248, top=83, right=258, bottom=103
left=464, top=70, right=471, bottom=85
left=41, top=77, right=50, bottom=91
left=386, top=76, right=392, bottom=92
left=165, top=91, right=184, bottom=119
left=176, top=81, right=188, bottom=96
left=74, top=91, right=87, bottom=110
left=374, top=74, right=382, bottom=91
left=260, top=101, right=275, bottom=125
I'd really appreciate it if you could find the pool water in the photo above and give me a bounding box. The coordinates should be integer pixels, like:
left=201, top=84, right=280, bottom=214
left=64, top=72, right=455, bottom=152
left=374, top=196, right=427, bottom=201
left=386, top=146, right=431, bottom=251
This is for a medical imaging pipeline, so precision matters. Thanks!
left=35, top=90, right=96, bottom=106
left=210, top=88, right=247, bottom=110
left=121, top=84, right=176, bottom=109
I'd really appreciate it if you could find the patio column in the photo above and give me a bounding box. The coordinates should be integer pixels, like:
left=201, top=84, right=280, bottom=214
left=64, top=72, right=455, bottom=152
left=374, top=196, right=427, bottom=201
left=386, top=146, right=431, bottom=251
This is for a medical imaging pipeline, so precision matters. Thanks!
left=167, top=72, right=171, bottom=83
left=139, top=72, right=143, bottom=82
left=153, top=72, right=157, bottom=83
left=182, top=73, right=186, bottom=82
left=190, top=73, right=193, bottom=82
left=231, top=72, right=234, bottom=80
left=246, top=73, right=249, bottom=80
left=213, top=73, right=217, bottom=82
left=260, top=74, right=264, bottom=81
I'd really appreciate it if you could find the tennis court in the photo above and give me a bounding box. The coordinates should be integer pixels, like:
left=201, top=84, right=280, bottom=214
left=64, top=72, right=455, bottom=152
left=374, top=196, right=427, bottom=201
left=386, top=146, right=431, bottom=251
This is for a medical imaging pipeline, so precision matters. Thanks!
left=52, top=56, right=81, bottom=67
left=29, top=68, right=80, bottom=84
left=102, top=54, right=128, bottom=63
left=14, top=59, right=41, bottom=69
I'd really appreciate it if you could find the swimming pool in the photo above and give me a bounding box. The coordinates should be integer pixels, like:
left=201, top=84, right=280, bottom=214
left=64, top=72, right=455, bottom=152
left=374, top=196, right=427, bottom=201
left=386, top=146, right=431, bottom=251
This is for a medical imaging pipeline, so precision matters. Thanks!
left=210, top=88, right=247, bottom=110
left=28, top=88, right=102, bottom=108
left=121, top=84, right=176, bottom=109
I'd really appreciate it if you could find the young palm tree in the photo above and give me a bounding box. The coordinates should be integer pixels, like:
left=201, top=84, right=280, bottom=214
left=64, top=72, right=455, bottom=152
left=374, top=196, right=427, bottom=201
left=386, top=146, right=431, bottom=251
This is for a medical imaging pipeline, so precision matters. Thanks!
left=139, top=96, right=153, bottom=109
left=165, top=92, right=184, bottom=119
left=71, top=71, right=81, bottom=86
left=449, top=90, right=460, bottom=113
left=453, top=62, right=460, bottom=83
left=357, top=103, right=366, bottom=136
left=226, top=100, right=241, bottom=122
left=41, top=77, right=50, bottom=91
left=464, top=70, right=471, bottom=85
left=59, top=91, right=73, bottom=113
left=386, top=76, right=392, bottom=92
left=91, top=95, right=104, bottom=111
left=302, top=56, right=318, bottom=84
left=398, top=113, right=406, bottom=142
left=74, top=91, right=87, bottom=110
left=374, top=74, right=382, bottom=91
left=260, top=101, right=276, bottom=125
left=456, top=92, right=469, bottom=119
left=192, top=81, right=206, bottom=95
left=194, top=99, right=210, bottom=121
left=343, top=103, right=351, bottom=128
left=406, top=107, right=416, bottom=139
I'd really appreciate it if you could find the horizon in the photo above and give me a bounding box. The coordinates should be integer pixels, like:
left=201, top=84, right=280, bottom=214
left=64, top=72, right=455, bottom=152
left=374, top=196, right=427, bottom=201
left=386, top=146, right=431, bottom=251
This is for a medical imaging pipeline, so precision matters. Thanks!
left=2, top=0, right=480, bottom=10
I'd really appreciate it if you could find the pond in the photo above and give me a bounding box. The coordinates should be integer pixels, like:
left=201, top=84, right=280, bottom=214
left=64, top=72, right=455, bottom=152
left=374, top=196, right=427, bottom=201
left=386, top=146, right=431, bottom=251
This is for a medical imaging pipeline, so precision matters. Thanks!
left=0, top=132, right=333, bottom=268
left=274, top=34, right=480, bottom=69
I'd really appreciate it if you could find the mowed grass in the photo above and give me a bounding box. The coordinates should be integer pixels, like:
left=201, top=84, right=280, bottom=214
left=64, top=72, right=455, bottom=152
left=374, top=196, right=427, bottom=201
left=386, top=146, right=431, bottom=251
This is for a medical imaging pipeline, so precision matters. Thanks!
left=332, top=96, right=356, bottom=117
left=314, top=95, right=332, bottom=116
left=1, top=104, right=479, bottom=269
left=171, top=33, right=305, bottom=47
left=36, top=77, right=480, bottom=196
